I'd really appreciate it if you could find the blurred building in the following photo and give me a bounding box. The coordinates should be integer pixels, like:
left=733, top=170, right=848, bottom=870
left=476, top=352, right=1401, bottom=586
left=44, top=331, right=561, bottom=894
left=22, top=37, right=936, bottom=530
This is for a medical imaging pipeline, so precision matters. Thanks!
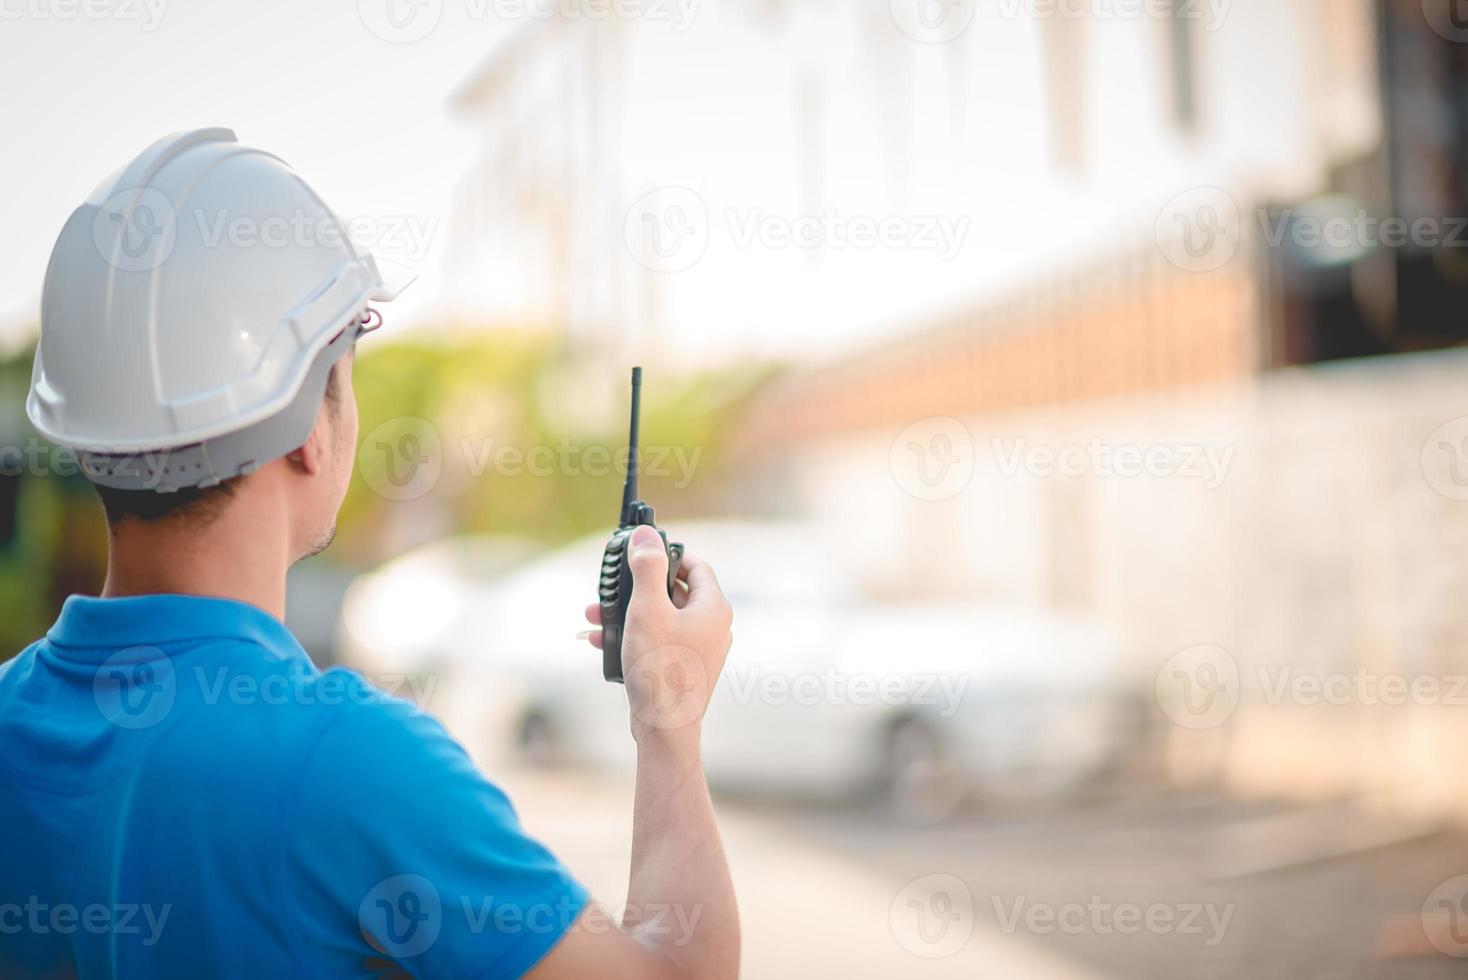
left=446, top=1, right=1468, bottom=821
left=0, top=354, right=107, bottom=656
left=445, top=0, right=1371, bottom=363
left=730, top=0, right=1468, bottom=822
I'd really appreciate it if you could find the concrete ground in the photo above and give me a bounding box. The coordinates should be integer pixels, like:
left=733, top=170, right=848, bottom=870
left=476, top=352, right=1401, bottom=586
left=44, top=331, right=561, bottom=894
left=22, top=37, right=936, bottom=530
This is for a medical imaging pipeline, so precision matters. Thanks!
left=495, top=766, right=1468, bottom=979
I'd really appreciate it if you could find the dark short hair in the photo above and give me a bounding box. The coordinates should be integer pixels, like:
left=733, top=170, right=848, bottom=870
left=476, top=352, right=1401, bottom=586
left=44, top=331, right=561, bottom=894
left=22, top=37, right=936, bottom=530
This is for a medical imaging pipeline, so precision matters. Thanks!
left=94, top=360, right=346, bottom=527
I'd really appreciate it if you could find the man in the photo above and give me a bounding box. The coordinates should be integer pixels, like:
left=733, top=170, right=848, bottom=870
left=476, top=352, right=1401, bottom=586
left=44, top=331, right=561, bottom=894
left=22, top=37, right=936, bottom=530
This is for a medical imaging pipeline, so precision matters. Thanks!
left=0, top=129, right=739, bottom=979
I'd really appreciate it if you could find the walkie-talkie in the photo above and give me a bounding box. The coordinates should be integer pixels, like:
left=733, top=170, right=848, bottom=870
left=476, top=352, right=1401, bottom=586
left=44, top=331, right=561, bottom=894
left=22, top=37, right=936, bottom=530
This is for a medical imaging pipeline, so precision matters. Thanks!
left=598, top=367, right=684, bottom=683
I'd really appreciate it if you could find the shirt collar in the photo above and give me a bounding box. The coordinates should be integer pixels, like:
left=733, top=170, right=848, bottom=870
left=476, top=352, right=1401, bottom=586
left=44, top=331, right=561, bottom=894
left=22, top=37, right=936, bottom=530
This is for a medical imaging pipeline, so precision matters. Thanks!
left=46, top=593, right=305, bottom=661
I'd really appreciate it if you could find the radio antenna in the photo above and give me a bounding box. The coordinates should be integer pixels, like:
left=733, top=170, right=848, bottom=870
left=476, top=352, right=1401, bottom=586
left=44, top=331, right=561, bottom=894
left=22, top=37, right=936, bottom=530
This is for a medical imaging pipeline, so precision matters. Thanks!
left=620, top=367, right=642, bottom=523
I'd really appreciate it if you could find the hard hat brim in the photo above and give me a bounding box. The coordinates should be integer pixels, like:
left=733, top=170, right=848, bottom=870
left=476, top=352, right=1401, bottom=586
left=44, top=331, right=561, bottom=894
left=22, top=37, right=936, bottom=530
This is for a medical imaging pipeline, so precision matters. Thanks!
left=370, top=255, right=418, bottom=302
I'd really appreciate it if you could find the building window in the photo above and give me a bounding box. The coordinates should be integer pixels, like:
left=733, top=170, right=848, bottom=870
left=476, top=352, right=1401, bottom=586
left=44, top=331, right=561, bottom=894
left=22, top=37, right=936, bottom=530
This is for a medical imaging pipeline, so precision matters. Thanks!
left=1166, top=0, right=1198, bottom=135
left=1041, top=14, right=1088, bottom=177
left=0, top=473, right=18, bottom=550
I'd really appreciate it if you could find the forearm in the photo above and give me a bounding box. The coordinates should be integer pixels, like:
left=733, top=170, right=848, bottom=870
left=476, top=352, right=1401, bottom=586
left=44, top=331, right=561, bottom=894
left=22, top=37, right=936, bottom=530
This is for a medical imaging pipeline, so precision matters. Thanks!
left=624, top=730, right=740, bottom=980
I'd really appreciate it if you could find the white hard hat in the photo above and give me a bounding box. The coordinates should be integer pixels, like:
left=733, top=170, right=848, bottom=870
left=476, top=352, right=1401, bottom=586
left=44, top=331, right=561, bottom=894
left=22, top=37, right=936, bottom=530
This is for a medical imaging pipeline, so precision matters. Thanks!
left=27, top=127, right=415, bottom=492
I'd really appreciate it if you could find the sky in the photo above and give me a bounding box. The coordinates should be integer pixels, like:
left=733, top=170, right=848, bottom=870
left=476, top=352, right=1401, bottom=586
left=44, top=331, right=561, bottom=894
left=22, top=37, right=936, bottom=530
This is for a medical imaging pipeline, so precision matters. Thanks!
left=0, top=0, right=505, bottom=346
left=0, top=0, right=1309, bottom=364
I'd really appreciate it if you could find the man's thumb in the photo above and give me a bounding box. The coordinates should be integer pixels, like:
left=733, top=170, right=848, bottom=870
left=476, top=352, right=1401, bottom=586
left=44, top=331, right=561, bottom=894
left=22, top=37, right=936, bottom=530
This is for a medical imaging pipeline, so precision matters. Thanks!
left=626, top=525, right=670, bottom=606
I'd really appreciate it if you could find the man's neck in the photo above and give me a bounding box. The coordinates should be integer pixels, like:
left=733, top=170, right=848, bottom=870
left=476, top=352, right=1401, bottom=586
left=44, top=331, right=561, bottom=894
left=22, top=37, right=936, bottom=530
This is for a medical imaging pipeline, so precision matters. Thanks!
left=101, top=503, right=293, bottom=620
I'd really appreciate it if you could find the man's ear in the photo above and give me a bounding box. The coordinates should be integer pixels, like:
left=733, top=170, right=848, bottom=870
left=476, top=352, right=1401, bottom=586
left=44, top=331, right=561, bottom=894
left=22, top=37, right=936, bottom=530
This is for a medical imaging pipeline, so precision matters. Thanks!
left=285, top=414, right=329, bottom=477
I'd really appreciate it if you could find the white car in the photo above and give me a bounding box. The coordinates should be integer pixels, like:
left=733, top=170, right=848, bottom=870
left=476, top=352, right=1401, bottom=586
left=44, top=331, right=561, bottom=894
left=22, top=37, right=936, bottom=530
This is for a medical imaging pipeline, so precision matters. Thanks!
left=342, top=522, right=1135, bottom=821
left=335, top=534, right=537, bottom=684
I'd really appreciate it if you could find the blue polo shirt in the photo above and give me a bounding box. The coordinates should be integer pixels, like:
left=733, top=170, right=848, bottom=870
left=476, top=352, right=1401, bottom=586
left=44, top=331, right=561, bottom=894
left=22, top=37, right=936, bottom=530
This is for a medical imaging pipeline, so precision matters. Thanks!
left=0, top=593, right=587, bottom=978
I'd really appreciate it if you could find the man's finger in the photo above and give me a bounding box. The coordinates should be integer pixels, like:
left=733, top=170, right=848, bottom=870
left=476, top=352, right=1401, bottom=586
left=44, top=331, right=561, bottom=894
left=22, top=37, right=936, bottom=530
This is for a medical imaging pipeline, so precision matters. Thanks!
left=626, top=525, right=674, bottom=617
left=584, top=603, right=602, bottom=626
left=674, top=551, right=724, bottom=612
left=578, top=629, right=605, bottom=650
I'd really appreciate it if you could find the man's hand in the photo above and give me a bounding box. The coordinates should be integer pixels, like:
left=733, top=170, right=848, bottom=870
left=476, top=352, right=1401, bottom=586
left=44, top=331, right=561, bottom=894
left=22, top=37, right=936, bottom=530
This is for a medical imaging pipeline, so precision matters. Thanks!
left=584, top=525, right=733, bottom=745
left=533, top=530, right=740, bottom=980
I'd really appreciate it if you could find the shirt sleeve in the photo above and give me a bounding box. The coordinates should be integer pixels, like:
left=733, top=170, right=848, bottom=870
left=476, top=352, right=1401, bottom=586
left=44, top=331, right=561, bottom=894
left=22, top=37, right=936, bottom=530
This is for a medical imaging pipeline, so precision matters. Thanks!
left=284, top=670, right=589, bottom=979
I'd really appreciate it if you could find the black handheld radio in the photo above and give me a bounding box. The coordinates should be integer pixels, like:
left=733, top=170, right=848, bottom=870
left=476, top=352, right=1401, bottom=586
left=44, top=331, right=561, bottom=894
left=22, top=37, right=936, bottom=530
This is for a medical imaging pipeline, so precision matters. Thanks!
left=598, top=367, right=684, bottom=683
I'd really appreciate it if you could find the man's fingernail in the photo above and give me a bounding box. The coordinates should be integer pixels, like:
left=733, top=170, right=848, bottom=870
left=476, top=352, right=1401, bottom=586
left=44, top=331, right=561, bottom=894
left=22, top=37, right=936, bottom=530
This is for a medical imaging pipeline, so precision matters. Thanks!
left=631, top=525, right=659, bottom=549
